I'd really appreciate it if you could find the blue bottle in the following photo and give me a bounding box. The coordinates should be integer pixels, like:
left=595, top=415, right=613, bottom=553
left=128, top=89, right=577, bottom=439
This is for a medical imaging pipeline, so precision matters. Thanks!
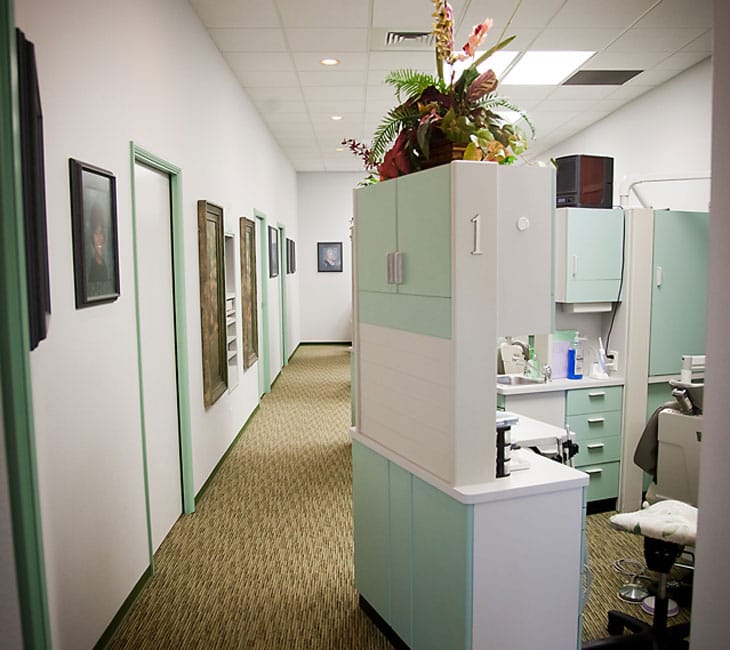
left=567, top=333, right=584, bottom=380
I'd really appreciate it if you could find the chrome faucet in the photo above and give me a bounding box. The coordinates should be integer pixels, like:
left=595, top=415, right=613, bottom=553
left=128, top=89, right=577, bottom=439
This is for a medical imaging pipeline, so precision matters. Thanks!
left=523, top=358, right=551, bottom=383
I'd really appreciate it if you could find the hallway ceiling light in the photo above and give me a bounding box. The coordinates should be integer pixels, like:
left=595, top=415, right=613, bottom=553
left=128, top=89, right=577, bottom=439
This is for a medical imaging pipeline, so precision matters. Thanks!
left=320, top=57, right=340, bottom=66
left=330, top=115, right=343, bottom=121
left=502, top=51, right=595, bottom=85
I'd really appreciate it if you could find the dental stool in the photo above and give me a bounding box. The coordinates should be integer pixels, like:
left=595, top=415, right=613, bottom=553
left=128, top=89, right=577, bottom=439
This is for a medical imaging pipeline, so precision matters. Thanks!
left=583, top=500, right=696, bottom=649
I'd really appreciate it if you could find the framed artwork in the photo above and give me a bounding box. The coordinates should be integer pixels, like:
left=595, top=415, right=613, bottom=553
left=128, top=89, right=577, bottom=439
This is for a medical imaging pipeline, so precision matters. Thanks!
left=69, top=158, right=120, bottom=308
left=317, top=241, right=343, bottom=272
left=286, top=238, right=296, bottom=274
left=240, top=217, right=259, bottom=370
left=268, top=225, right=279, bottom=277
left=197, top=200, right=228, bottom=408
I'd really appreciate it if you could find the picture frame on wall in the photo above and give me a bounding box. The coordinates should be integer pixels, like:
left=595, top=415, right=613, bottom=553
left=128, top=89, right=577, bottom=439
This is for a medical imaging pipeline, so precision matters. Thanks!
left=197, top=200, right=228, bottom=408
left=69, top=158, right=120, bottom=308
left=317, top=241, right=342, bottom=272
left=268, top=225, right=279, bottom=277
left=286, top=238, right=296, bottom=274
left=240, top=217, right=259, bottom=370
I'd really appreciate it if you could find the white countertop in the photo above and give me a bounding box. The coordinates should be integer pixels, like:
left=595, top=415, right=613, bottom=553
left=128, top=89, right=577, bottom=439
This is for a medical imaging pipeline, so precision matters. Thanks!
left=351, top=426, right=588, bottom=506
left=497, top=374, right=624, bottom=396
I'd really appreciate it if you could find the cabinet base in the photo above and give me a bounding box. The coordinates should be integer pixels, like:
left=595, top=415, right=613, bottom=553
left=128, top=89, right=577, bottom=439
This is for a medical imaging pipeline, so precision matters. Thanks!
left=358, top=595, right=410, bottom=650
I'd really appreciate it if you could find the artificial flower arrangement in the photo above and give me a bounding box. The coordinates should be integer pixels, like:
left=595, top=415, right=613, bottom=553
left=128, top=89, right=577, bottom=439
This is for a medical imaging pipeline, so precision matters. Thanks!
left=344, top=0, right=531, bottom=182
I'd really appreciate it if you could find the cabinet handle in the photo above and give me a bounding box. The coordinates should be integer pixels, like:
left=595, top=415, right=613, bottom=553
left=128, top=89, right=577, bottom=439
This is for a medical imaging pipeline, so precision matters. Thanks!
left=572, top=254, right=578, bottom=277
left=587, top=443, right=605, bottom=450
left=656, top=265, right=663, bottom=288
left=386, top=252, right=394, bottom=284
left=588, top=392, right=606, bottom=398
left=587, top=418, right=606, bottom=424
left=585, top=468, right=603, bottom=476
left=394, top=251, right=403, bottom=285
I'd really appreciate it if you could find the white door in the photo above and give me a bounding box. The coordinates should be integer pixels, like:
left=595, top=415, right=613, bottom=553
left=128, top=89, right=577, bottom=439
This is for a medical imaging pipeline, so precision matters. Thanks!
left=134, top=162, right=181, bottom=551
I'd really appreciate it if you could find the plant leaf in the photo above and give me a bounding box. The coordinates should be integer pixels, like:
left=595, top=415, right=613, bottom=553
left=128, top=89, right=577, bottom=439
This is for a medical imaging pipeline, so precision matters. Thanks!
left=371, top=104, right=420, bottom=160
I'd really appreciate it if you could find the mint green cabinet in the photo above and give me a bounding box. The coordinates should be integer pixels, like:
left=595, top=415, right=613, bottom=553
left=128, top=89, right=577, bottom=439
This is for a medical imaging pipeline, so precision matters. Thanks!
left=355, top=166, right=452, bottom=339
left=554, top=208, right=624, bottom=303
left=649, top=210, right=709, bottom=376
left=567, top=386, right=623, bottom=502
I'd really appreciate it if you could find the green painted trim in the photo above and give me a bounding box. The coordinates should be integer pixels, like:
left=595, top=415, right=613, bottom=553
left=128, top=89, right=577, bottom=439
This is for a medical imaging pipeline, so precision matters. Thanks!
left=277, top=223, right=288, bottom=366
left=194, top=405, right=260, bottom=504
left=130, top=144, right=195, bottom=524
left=358, top=291, right=452, bottom=339
left=0, top=4, right=52, bottom=647
left=253, top=209, right=271, bottom=394
left=92, top=566, right=152, bottom=650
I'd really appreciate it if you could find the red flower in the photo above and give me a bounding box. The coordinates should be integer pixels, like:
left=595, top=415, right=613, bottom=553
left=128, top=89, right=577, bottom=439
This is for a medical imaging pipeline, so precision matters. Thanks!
left=379, top=130, right=413, bottom=180
left=463, top=18, right=494, bottom=57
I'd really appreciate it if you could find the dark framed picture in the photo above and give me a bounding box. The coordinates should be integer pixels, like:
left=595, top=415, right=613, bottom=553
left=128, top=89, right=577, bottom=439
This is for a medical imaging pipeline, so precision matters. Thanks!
left=286, top=238, right=296, bottom=274
left=240, top=217, right=258, bottom=370
left=317, top=241, right=342, bottom=272
left=268, top=225, right=279, bottom=278
left=69, top=158, right=120, bottom=308
left=197, top=200, right=228, bottom=408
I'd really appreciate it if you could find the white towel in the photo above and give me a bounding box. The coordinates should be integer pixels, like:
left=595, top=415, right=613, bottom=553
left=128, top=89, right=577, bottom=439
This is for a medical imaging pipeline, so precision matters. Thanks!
left=609, top=499, right=697, bottom=546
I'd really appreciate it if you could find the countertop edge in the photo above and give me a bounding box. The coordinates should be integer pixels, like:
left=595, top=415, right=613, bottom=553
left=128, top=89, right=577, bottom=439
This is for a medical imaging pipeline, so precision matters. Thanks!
left=497, top=375, right=625, bottom=395
left=350, top=427, right=588, bottom=506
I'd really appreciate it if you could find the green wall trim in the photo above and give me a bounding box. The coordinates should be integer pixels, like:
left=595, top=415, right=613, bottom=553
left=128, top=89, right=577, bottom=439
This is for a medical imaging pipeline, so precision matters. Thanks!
left=195, top=405, right=260, bottom=504
left=0, top=2, right=52, bottom=646
left=130, top=143, right=195, bottom=573
left=92, top=566, right=152, bottom=650
left=253, top=209, right=271, bottom=395
left=277, top=222, right=288, bottom=366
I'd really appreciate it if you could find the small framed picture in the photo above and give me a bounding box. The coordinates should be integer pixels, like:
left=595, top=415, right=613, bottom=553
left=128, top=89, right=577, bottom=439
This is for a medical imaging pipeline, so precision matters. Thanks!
left=69, top=158, right=120, bottom=308
left=317, top=242, right=343, bottom=273
left=268, top=226, right=279, bottom=278
left=286, top=238, right=296, bottom=274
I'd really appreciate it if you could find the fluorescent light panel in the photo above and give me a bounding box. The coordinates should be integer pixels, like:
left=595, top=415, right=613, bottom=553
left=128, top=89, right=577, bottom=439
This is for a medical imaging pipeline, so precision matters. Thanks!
left=502, top=51, right=595, bottom=85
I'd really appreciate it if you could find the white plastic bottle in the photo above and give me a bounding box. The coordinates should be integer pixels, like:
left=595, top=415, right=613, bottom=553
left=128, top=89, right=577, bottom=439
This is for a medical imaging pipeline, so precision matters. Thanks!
left=567, top=332, right=584, bottom=380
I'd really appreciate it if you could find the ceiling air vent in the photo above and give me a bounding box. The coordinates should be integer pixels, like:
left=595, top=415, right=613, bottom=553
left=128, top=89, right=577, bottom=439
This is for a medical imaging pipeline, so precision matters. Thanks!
left=384, top=31, right=434, bottom=47
left=563, top=69, right=643, bottom=85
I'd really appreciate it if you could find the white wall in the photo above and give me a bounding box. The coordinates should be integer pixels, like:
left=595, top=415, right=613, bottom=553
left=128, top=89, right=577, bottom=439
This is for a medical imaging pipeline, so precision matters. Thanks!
left=14, top=1, right=298, bottom=648
left=532, top=58, right=712, bottom=212
left=297, top=172, right=361, bottom=342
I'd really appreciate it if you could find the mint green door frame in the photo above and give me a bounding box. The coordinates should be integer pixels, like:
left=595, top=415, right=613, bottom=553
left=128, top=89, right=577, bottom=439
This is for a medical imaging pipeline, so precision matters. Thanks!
left=130, top=145, right=195, bottom=550
left=278, top=223, right=288, bottom=365
left=0, top=0, right=51, bottom=646
left=254, top=209, right=271, bottom=394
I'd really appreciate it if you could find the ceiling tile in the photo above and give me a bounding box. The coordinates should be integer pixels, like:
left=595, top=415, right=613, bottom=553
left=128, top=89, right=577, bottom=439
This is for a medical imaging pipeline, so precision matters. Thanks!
left=224, top=52, right=295, bottom=73
left=528, top=28, right=624, bottom=51
left=635, top=0, right=713, bottom=29
left=302, top=85, right=365, bottom=102
left=653, top=51, right=710, bottom=72
left=275, top=0, right=370, bottom=28
left=231, top=69, right=300, bottom=87
left=292, top=52, right=369, bottom=72
left=371, top=0, right=468, bottom=31
left=298, top=69, right=368, bottom=87
left=190, top=0, right=280, bottom=28
left=550, top=0, right=657, bottom=29
left=607, top=28, right=706, bottom=53
left=209, top=28, right=287, bottom=52
left=285, top=28, right=369, bottom=52
left=582, top=50, right=666, bottom=69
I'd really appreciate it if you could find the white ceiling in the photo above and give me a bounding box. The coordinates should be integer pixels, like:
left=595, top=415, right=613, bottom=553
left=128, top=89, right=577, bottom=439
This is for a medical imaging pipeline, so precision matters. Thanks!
left=188, top=0, right=713, bottom=172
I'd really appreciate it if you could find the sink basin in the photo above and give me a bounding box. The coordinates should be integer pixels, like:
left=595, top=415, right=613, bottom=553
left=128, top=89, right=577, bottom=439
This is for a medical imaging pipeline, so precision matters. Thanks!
left=497, top=374, right=545, bottom=385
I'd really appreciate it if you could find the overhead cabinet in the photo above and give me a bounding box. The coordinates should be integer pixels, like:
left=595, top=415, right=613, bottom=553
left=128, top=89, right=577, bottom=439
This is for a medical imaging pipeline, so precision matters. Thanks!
left=554, top=207, right=624, bottom=304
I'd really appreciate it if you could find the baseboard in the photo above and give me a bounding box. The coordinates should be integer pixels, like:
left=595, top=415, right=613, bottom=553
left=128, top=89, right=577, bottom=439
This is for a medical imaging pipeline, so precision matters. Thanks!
left=93, top=566, right=152, bottom=649
left=298, top=340, right=352, bottom=346
left=194, top=404, right=260, bottom=505
left=359, top=595, right=410, bottom=650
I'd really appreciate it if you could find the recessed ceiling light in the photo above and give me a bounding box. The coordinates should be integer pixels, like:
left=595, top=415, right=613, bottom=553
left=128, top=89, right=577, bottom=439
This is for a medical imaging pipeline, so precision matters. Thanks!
left=330, top=115, right=343, bottom=121
left=501, top=51, right=595, bottom=85
left=320, top=57, right=340, bottom=66
left=336, top=147, right=345, bottom=152
left=446, top=50, right=519, bottom=80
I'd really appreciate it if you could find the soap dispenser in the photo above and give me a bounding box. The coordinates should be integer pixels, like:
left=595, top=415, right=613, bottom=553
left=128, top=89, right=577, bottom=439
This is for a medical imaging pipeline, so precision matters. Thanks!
left=567, top=332, right=584, bottom=380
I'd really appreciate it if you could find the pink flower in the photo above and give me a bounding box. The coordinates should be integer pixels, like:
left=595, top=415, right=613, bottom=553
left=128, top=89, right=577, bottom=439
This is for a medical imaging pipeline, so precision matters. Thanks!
left=463, top=18, right=493, bottom=57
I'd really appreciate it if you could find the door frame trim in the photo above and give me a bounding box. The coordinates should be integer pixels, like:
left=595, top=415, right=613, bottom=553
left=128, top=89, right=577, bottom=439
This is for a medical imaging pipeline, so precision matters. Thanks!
left=0, top=1, right=52, bottom=645
left=130, top=143, right=195, bottom=571
left=278, top=222, right=288, bottom=366
left=254, top=209, right=271, bottom=394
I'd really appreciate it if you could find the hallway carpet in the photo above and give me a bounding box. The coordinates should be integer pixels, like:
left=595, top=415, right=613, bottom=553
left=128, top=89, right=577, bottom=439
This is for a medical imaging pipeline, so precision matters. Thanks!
left=106, top=344, right=690, bottom=649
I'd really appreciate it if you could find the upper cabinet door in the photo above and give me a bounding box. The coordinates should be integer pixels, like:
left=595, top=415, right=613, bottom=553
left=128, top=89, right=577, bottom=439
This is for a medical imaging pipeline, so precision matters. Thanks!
left=555, top=207, right=624, bottom=303
left=355, top=180, right=397, bottom=294
left=396, top=166, right=452, bottom=299
left=649, top=210, right=709, bottom=376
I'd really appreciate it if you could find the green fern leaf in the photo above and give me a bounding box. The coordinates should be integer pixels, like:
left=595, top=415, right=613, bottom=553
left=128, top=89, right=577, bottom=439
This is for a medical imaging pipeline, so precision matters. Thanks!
left=371, top=105, right=420, bottom=160
left=384, top=69, right=443, bottom=101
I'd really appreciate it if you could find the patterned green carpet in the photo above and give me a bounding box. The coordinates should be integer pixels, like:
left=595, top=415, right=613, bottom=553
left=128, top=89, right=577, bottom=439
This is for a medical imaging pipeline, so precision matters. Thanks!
left=106, top=344, right=690, bottom=649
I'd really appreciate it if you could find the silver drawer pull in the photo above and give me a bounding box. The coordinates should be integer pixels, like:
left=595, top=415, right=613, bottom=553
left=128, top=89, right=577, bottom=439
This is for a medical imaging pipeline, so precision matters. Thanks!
left=588, top=392, right=606, bottom=398
left=586, top=443, right=605, bottom=450
left=587, top=417, right=606, bottom=424
left=585, top=468, right=603, bottom=476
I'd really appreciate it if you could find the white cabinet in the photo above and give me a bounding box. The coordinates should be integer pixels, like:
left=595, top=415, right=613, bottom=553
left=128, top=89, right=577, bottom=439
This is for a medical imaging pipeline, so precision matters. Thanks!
left=224, top=233, right=239, bottom=392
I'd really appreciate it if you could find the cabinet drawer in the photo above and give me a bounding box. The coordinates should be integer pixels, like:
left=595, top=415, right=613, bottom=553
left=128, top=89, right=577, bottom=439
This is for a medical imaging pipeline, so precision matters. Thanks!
left=573, top=435, right=621, bottom=467
left=567, top=386, right=623, bottom=415
left=567, top=411, right=621, bottom=441
left=581, top=462, right=620, bottom=502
